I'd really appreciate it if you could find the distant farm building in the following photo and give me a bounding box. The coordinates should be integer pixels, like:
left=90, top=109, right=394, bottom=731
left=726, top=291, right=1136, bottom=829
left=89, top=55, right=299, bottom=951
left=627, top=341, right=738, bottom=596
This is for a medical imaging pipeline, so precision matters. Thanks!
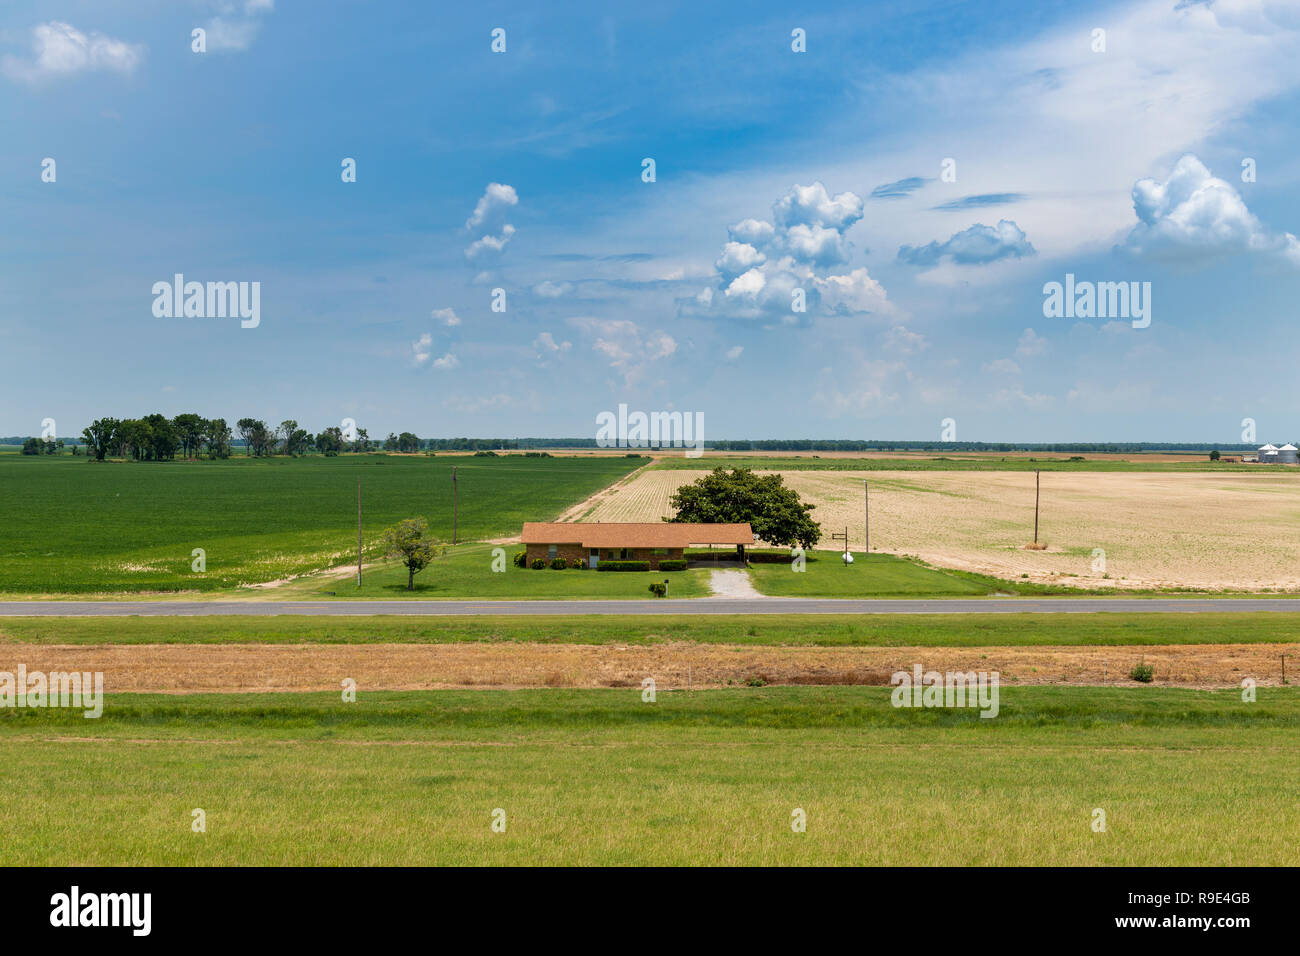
left=521, top=522, right=754, bottom=569
left=1257, top=443, right=1298, bottom=464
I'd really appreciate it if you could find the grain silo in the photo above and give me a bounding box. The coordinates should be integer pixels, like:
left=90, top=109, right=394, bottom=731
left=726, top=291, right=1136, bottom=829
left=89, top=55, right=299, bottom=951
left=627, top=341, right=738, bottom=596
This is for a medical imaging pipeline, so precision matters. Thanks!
left=1259, top=443, right=1279, bottom=463
left=1278, top=443, right=1299, bottom=464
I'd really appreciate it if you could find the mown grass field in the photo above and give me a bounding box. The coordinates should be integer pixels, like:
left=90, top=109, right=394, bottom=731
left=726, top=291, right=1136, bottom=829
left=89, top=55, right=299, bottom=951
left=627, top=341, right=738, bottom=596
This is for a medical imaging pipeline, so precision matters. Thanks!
left=0, top=453, right=642, bottom=594
left=3, top=612, right=1297, bottom=646
left=746, top=550, right=1000, bottom=597
left=275, top=543, right=711, bottom=600
left=265, top=545, right=1014, bottom=600
left=0, top=686, right=1295, bottom=865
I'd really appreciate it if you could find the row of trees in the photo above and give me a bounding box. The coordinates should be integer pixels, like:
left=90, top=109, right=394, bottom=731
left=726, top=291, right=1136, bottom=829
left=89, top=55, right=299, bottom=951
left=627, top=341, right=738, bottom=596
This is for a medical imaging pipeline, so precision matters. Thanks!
left=75, top=414, right=397, bottom=461
left=78, top=414, right=234, bottom=461
left=21, top=437, right=65, bottom=455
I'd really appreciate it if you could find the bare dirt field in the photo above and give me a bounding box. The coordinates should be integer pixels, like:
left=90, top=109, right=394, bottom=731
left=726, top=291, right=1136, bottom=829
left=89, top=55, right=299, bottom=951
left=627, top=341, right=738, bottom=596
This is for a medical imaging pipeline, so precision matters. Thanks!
left=479, top=449, right=1214, bottom=462
left=5, top=642, right=1293, bottom=692
left=581, top=469, right=1300, bottom=591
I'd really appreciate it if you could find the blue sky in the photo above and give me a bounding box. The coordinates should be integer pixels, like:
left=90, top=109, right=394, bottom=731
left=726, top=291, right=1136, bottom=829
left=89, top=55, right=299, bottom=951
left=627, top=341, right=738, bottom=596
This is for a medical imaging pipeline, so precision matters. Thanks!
left=4, top=0, right=1300, bottom=442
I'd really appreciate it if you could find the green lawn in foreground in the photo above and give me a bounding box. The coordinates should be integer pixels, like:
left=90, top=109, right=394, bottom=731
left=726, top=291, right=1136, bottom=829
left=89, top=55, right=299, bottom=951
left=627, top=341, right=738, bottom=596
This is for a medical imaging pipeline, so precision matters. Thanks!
left=0, top=453, right=643, bottom=594
left=272, top=543, right=710, bottom=599
left=1, top=686, right=1295, bottom=865
left=4, top=612, right=1298, bottom=646
left=747, top=550, right=996, bottom=597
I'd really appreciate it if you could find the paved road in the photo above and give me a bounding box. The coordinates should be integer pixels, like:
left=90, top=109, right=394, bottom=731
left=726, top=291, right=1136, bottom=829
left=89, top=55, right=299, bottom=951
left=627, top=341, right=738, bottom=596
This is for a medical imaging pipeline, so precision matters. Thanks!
left=0, top=598, right=1297, bottom=616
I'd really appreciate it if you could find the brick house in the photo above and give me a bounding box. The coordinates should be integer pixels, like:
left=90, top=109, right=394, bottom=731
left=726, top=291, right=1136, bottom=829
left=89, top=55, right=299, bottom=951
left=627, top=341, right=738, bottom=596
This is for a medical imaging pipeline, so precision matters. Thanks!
left=520, top=522, right=754, bottom=569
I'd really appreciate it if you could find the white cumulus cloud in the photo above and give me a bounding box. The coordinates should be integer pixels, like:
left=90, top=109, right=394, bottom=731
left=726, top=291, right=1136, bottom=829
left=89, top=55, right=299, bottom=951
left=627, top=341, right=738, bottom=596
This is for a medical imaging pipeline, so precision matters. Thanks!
left=1124, top=154, right=1300, bottom=265
left=684, top=181, right=885, bottom=325
left=3, top=21, right=142, bottom=84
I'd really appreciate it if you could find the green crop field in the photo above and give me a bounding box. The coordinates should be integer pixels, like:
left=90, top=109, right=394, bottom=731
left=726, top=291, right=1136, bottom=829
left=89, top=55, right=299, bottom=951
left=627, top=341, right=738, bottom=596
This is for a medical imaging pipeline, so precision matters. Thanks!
left=1, top=686, right=1295, bottom=865
left=0, top=453, right=643, bottom=595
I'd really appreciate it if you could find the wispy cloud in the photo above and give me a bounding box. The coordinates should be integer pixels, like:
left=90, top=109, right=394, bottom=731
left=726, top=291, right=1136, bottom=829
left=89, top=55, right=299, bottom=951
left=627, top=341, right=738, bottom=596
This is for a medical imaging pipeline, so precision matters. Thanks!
left=870, top=177, right=927, bottom=200
left=931, top=193, right=1026, bottom=211
left=201, top=1, right=275, bottom=53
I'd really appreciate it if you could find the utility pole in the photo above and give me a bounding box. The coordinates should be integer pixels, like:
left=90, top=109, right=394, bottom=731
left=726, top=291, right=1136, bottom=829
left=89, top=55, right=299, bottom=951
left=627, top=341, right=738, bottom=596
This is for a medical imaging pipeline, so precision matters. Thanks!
left=1033, top=469, right=1040, bottom=546
left=356, top=476, right=362, bottom=587
left=452, top=466, right=458, bottom=545
left=864, top=480, right=869, bottom=556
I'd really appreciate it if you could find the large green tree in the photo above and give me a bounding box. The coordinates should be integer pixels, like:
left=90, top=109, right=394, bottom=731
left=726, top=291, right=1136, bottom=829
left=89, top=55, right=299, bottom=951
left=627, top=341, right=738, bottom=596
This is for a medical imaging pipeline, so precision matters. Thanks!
left=81, top=418, right=119, bottom=461
left=204, top=418, right=233, bottom=458
left=236, top=418, right=274, bottom=457
left=141, top=414, right=178, bottom=461
left=115, top=419, right=150, bottom=460
left=278, top=420, right=310, bottom=456
left=667, top=467, right=821, bottom=549
left=173, top=413, right=208, bottom=459
left=315, top=426, right=345, bottom=456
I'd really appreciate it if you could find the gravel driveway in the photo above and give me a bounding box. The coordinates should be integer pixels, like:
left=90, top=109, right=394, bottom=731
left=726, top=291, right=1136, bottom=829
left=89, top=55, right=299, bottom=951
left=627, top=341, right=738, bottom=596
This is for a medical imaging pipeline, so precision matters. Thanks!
left=707, top=569, right=765, bottom=598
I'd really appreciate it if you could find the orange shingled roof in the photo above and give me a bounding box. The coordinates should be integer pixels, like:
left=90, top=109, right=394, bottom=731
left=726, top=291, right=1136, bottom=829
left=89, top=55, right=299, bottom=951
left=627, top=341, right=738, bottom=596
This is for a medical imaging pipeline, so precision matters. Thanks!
left=521, top=522, right=754, bottom=548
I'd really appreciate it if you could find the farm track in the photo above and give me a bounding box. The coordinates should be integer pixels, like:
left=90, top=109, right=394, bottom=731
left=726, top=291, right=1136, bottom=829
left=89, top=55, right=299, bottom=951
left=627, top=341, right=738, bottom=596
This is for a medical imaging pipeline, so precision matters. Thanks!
left=3, top=642, right=1293, bottom=692
left=551, top=457, right=657, bottom=522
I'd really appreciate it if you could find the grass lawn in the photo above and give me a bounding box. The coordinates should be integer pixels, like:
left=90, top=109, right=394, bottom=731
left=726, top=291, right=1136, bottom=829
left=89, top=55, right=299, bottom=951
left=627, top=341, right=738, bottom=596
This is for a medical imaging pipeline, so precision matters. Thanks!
left=747, top=550, right=1002, bottom=597
left=1, top=686, right=1294, bottom=865
left=4, top=612, right=1299, bottom=646
left=276, top=543, right=710, bottom=600
left=0, top=453, right=643, bottom=594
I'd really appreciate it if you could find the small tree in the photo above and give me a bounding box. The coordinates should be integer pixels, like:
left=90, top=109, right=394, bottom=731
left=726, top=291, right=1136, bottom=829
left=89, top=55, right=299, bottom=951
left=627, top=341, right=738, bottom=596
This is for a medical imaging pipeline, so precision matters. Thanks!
left=1209, top=449, right=1220, bottom=461
left=383, top=517, right=436, bottom=590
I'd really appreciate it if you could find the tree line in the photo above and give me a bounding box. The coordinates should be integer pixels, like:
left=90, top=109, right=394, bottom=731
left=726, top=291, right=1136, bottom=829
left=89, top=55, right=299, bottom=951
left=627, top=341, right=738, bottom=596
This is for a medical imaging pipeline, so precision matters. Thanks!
left=66, top=414, right=425, bottom=461
left=19, top=424, right=540, bottom=460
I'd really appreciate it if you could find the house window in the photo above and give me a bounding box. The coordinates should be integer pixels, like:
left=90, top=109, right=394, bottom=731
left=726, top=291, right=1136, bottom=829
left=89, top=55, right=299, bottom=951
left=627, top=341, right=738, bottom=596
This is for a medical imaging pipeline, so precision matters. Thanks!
left=619, top=548, right=631, bottom=560
left=547, top=545, right=557, bottom=560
